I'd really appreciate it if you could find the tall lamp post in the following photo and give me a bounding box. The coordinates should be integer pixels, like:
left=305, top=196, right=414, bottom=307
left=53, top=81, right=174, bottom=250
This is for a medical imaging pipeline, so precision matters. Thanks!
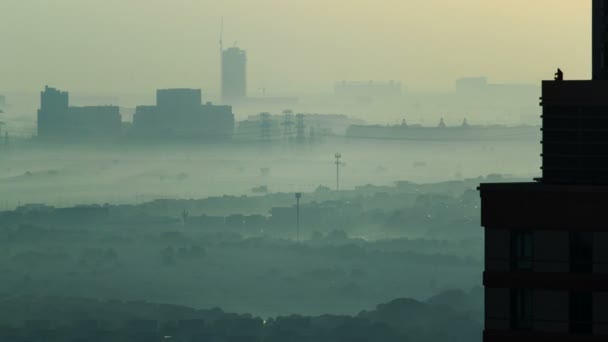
left=295, top=192, right=302, bottom=242
left=335, top=153, right=342, bottom=191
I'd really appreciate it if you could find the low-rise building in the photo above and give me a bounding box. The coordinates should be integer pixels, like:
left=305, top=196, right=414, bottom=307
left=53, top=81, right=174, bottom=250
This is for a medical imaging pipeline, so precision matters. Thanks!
left=37, top=86, right=121, bottom=140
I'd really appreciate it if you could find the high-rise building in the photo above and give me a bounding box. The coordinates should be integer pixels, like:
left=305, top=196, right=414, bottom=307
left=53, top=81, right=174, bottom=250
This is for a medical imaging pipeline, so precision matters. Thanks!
left=221, top=47, right=247, bottom=104
left=480, top=1, right=608, bottom=341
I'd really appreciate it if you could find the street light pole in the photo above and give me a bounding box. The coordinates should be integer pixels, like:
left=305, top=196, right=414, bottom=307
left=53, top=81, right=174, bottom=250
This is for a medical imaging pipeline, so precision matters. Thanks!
left=295, top=192, right=302, bottom=242
left=335, top=153, right=342, bottom=191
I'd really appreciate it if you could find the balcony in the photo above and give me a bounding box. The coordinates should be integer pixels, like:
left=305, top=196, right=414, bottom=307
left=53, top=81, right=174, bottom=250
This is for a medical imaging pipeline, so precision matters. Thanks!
left=483, top=271, right=608, bottom=291
left=484, top=329, right=608, bottom=342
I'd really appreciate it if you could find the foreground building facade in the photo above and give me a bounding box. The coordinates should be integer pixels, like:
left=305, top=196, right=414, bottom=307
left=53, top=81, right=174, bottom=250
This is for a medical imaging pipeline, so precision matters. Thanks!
left=480, top=1, right=608, bottom=341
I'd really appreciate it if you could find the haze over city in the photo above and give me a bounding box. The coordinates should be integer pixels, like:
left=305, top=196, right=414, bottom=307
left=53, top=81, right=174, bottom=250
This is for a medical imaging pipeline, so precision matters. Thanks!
left=1, top=1, right=607, bottom=341
left=0, top=0, right=592, bottom=96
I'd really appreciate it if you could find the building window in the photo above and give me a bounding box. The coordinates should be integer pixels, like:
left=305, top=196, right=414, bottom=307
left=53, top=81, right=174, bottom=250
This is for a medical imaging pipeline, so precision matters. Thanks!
left=570, top=232, right=593, bottom=273
left=570, top=292, right=593, bottom=334
left=511, top=231, right=533, bottom=271
left=511, top=289, right=533, bottom=330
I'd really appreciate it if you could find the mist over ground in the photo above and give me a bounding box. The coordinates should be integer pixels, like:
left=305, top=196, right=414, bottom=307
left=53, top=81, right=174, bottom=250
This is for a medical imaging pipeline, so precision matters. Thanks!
left=0, top=1, right=579, bottom=341
left=0, top=138, right=538, bottom=209
left=0, top=136, right=536, bottom=342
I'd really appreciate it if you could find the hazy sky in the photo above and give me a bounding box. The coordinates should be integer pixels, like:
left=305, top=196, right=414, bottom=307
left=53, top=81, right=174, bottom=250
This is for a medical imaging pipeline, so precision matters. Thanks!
left=0, top=0, right=592, bottom=97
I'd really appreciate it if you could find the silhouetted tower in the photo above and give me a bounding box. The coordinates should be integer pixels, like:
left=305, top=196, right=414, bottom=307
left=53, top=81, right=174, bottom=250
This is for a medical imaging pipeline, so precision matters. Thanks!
left=221, top=44, right=247, bottom=104
left=281, top=110, right=295, bottom=142
left=295, top=192, right=302, bottom=242
left=480, top=2, right=608, bottom=341
left=295, top=113, right=306, bottom=143
left=335, top=153, right=343, bottom=191
left=462, top=118, right=469, bottom=127
left=259, top=112, right=272, bottom=142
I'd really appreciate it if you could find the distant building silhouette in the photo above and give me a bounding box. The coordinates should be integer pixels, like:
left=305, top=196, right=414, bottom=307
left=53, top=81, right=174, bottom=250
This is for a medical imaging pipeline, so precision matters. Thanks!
left=157, top=88, right=202, bottom=110
left=222, top=47, right=247, bottom=104
left=133, top=88, right=234, bottom=140
left=37, top=86, right=121, bottom=140
left=480, top=1, right=608, bottom=340
left=38, top=86, right=68, bottom=138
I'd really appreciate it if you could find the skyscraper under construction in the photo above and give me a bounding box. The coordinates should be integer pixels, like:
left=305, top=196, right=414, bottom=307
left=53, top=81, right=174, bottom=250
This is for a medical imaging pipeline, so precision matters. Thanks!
left=221, top=46, right=247, bottom=104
